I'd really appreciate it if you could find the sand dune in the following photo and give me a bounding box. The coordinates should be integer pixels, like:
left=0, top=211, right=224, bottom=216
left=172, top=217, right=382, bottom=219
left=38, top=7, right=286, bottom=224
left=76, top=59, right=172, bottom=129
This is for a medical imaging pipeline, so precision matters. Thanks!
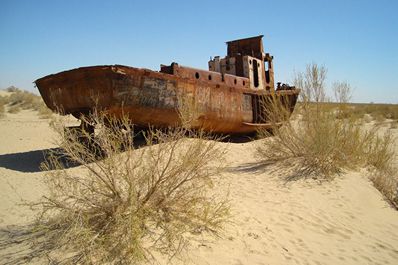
left=1, top=110, right=398, bottom=264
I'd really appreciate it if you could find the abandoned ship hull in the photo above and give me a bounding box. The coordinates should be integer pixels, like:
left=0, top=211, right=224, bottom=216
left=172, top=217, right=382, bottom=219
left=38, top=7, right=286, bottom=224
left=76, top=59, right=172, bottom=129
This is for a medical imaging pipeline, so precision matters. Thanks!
left=35, top=64, right=299, bottom=134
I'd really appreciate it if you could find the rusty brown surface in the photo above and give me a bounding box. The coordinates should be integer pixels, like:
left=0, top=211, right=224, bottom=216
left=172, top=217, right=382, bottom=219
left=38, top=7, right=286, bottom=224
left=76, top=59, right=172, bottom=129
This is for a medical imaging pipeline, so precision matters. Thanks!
left=35, top=36, right=300, bottom=134
left=227, top=35, right=265, bottom=60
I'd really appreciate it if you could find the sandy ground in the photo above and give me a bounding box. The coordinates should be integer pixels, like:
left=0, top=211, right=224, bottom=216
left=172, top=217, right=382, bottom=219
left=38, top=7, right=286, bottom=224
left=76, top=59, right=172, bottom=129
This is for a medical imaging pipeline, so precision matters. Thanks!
left=1, top=110, right=398, bottom=264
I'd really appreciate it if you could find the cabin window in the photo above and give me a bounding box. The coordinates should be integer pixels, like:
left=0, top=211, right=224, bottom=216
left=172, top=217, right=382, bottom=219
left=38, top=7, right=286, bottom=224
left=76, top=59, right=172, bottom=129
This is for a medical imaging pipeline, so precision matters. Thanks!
left=253, top=59, right=259, bottom=88
left=195, top=72, right=200, bottom=79
left=265, top=71, right=270, bottom=83
left=265, top=60, right=272, bottom=70
left=265, top=62, right=270, bottom=83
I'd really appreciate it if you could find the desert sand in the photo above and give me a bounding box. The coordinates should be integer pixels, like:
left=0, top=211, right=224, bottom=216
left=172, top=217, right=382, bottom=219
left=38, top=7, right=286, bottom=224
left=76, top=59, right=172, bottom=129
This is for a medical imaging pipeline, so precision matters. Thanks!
left=1, top=109, right=398, bottom=264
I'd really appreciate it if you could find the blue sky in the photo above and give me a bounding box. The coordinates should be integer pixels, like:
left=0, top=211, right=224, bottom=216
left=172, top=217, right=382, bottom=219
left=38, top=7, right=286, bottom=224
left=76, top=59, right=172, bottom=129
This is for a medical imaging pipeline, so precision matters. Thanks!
left=1, top=0, right=397, bottom=103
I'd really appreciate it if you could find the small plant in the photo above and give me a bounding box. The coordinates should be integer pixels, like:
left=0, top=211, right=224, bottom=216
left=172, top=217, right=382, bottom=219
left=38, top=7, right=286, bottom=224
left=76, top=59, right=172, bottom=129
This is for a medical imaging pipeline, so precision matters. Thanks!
left=32, top=105, right=229, bottom=263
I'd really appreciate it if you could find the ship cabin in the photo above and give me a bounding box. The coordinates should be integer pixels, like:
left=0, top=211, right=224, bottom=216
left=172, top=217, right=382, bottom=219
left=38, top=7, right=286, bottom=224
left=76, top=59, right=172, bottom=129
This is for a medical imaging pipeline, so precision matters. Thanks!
left=160, top=35, right=275, bottom=92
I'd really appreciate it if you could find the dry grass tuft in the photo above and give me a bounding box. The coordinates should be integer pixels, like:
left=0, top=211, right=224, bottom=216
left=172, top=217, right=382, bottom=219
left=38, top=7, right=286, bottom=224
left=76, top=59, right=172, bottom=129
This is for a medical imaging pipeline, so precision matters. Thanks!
left=258, top=99, right=394, bottom=178
left=369, top=168, right=398, bottom=209
left=31, top=107, right=229, bottom=263
left=37, top=104, right=53, bottom=119
left=256, top=63, right=398, bottom=205
left=346, top=103, right=398, bottom=121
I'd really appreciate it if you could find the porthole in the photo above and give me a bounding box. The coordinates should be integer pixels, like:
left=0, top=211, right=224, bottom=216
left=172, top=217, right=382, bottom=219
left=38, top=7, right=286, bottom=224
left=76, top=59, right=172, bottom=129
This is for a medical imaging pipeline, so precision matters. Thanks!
left=195, top=72, right=200, bottom=79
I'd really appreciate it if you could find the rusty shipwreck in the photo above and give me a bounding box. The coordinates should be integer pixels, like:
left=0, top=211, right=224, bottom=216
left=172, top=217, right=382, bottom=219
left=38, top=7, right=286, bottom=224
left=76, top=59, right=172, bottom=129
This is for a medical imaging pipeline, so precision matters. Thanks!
left=35, top=35, right=300, bottom=134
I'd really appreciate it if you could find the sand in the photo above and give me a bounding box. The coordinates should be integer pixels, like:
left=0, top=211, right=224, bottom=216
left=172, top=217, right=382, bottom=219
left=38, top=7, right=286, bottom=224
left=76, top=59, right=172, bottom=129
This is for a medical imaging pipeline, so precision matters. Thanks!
left=1, top=110, right=398, bottom=264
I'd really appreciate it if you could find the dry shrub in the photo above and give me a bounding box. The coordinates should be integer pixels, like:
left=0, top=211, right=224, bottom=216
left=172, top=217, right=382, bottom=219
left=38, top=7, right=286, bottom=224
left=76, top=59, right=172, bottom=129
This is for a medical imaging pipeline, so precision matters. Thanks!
left=333, top=81, right=352, bottom=104
left=369, top=168, right=398, bottom=209
left=294, top=63, right=327, bottom=103
left=367, top=103, right=398, bottom=120
left=6, top=85, right=19, bottom=92
left=332, top=81, right=353, bottom=120
left=33, top=109, right=229, bottom=263
left=364, top=132, right=395, bottom=170
left=5, top=87, right=47, bottom=113
left=390, top=120, right=398, bottom=129
left=0, top=96, right=6, bottom=117
left=373, top=113, right=387, bottom=124
left=7, top=104, right=21, bottom=114
left=363, top=114, right=373, bottom=123
left=37, top=104, right=53, bottom=119
left=10, top=90, right=42, bottom=110
left=0, top=105, right=4, bottom=118
left=257, top=99, right=393, bottom=178
left=349, top=103, right=398, bottom=121
left=257, top=63, right=396, bottom=181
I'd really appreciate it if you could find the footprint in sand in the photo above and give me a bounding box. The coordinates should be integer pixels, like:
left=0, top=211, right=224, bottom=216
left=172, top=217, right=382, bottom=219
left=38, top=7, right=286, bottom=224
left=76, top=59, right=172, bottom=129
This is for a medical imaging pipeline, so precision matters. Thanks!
left=247, top=232, right=260, bottom=239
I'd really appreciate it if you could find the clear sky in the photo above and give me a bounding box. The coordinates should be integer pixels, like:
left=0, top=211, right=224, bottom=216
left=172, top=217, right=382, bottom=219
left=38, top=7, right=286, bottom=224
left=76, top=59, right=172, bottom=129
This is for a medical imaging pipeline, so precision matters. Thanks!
left=1, top=0, right=397, bottom=103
